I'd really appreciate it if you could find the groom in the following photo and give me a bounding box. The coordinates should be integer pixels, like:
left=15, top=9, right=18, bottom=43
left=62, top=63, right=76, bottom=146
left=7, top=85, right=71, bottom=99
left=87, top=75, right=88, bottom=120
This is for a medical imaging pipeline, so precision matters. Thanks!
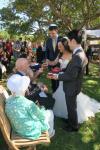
left=52, top=30, right=87, bottom=132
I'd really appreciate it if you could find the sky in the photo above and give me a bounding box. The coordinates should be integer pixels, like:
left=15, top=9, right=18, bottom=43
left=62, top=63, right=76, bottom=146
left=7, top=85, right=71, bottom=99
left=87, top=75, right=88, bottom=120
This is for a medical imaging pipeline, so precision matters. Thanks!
left=0, top=0, right=9, bottom=9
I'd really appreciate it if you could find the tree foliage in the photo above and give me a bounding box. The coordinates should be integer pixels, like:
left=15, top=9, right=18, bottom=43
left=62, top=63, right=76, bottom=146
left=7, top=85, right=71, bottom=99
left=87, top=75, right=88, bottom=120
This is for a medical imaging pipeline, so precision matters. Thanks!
left=0, top=0, right=100, bottom=37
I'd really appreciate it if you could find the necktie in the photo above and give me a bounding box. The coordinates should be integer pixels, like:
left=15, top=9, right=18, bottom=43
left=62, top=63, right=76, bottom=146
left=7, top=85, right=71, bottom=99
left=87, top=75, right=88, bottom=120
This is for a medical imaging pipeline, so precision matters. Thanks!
left=52, top=39, right=56, bottom=52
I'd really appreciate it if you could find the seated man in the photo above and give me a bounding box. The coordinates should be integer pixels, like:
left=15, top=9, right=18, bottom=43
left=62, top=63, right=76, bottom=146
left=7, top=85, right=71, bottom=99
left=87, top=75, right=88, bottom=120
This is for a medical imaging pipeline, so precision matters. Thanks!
left=14, top=58, right=55, bottom=110
left=5, top=74, right=55, bottom=139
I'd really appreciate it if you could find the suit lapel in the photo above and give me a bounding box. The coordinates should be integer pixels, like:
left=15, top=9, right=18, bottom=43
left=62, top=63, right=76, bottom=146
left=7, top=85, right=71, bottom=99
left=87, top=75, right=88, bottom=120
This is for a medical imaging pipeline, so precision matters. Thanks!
left=64, top=49, right=83, bottom=71
left=72, top=49, right=83, bottom=57
left=50, top=38, right=55, bottom=54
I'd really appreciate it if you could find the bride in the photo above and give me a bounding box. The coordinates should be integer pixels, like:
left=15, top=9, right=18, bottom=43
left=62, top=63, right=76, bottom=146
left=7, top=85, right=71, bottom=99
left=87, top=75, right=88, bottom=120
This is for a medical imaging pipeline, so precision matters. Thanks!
left=48, top=37, right=100, bottom=123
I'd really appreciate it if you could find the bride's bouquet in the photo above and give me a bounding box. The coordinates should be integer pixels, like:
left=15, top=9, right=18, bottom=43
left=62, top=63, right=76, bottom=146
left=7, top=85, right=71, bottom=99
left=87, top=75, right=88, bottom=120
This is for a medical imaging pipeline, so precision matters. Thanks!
left=47, top=67, right=61, bottom=79
left=51, top=67, right=61, bottom=73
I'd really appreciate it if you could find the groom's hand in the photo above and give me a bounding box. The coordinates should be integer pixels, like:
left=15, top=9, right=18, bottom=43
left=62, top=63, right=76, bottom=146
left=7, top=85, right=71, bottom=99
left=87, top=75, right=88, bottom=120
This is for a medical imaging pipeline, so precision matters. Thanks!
left=52, top=74, right=58, bottom=80
left=47, top=74, right=58, bottom=80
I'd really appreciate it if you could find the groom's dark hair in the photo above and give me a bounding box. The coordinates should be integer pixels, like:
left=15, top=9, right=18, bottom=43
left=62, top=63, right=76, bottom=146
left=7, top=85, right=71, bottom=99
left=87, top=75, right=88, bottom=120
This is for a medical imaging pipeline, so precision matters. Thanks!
left=68, top=29, right=82, bottom=44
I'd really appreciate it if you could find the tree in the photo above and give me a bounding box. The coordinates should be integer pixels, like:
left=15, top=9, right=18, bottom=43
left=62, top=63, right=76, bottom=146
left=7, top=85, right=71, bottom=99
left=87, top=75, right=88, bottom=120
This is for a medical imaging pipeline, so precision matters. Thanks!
left=0, top=0, right=100, bottom=38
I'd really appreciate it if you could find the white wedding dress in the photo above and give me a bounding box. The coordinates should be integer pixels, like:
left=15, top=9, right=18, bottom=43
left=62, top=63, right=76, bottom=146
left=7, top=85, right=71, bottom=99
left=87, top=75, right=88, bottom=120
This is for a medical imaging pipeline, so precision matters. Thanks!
left=53, top=58, right=100, bottom=123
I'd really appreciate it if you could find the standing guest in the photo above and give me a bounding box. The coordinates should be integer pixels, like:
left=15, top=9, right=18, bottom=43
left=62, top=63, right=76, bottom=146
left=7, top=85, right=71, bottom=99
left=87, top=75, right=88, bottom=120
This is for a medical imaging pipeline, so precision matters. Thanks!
left=27, top=47, right=33, bottom=56
left=20, top=38, right=26, bottom=53
left=32, top=42, right=37, bottom=54
left=23, top=39, right=27, bottom=49
left=13, top=40, right=21, bottom=59
left=1, top=52, right=9, bottom=69
left=86, top=45, right=92, bottom=75
left=0, top=45, right=5, bottom=75
left=5, top=74, right=55, bottom=139
left=0, top=44, right=3, bottom=59
left=0, top=45, right=8, bottom=70
left=5, top=39, right=13, bottom=62
left=27, top=38, right=32, bottom=49
left=36, top=42, right=43, bottom=64
left=45, top=24, right=62, bottom=93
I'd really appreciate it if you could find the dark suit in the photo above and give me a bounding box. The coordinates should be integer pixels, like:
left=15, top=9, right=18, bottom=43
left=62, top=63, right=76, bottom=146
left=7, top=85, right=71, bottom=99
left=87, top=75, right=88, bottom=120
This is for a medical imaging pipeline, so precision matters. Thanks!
left=58, top=49, right=87, bottom=129
left=46, top=37, right=61, bottom=61
left=46, top=36, right=61, bottom=92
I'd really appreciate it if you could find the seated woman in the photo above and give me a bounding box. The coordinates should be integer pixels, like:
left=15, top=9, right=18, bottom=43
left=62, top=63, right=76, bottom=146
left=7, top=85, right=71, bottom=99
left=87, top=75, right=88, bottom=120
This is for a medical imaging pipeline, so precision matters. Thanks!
left=5, top=74, right=55, bottom=140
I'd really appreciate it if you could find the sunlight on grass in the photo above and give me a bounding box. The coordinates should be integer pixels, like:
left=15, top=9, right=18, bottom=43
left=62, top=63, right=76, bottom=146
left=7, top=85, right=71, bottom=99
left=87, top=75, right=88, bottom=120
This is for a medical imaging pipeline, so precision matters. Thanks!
left=94, top=144, right=100, bottom=150
left=81, top=127, right=95, bottom=143
left=86, top=80, right=98, bottom=84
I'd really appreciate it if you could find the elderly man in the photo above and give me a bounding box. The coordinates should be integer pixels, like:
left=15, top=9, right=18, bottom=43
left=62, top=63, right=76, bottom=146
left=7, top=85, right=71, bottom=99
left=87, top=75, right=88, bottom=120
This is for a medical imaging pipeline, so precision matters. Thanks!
left=15, top=58, right=29, bottom=75
left=14, top=58, right=55, bottom=109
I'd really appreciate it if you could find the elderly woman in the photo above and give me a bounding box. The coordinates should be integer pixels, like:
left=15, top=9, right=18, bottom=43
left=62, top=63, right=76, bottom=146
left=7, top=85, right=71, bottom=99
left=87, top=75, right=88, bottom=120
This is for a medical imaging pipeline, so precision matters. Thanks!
left=5, top=74, right=55, bottom=140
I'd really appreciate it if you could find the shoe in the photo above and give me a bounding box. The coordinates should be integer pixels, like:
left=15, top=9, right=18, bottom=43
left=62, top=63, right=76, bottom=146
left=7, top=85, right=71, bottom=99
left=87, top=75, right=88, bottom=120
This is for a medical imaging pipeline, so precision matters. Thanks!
left=63, top=126, right=79, bottom=132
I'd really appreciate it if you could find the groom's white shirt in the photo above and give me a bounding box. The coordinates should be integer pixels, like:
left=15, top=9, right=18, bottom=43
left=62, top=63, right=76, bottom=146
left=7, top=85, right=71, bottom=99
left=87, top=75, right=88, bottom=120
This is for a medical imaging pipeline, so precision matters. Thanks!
left=73, top=46, right=82, bottom=54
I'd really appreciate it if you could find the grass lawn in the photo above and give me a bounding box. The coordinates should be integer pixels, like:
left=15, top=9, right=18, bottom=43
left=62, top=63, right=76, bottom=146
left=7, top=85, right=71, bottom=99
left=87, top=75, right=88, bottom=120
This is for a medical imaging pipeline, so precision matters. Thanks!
left=0, top=63, right=100, bottom=150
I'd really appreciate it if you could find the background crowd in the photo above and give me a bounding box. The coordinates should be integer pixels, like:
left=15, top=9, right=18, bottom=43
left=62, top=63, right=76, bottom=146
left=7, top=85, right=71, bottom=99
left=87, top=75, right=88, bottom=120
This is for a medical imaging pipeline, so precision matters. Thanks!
left=0, top=37, right=46, bottom=79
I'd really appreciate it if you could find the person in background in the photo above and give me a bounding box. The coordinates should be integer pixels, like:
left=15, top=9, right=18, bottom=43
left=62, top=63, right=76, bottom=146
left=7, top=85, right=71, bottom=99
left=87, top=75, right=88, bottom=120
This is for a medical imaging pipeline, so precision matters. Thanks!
left=5, top=74, right=55, bottom=140
left=42, top=42, right=46, bottom=61
left=86, top=45, right=92, bottom=75
left=36, top=42, right=43, bottom=64
left=0, top=44, right=4, bottom=59
left=27, top=38, right=32, bottom=49
left=32, top=42, right=37, bottom=54
left=1, top=52, right=9, bottom=69
left=5, top=39, right=13, bottom=63
left=13, top=40, right=21, bottom=59
left=23, top=39, right=27, bottom=49
left=0, top=45, right=8, bottom=73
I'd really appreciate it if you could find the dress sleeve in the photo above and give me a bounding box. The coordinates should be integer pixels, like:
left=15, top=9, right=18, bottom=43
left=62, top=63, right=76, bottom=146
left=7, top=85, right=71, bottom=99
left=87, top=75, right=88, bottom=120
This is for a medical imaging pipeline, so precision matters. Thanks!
left=28, top=101, right=46, bottom=120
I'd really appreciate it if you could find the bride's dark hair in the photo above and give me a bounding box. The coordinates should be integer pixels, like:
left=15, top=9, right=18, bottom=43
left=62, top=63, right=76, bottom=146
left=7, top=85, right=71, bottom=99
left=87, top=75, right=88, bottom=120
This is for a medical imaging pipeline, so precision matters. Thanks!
left=60, top=37, right=72, bottom=53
